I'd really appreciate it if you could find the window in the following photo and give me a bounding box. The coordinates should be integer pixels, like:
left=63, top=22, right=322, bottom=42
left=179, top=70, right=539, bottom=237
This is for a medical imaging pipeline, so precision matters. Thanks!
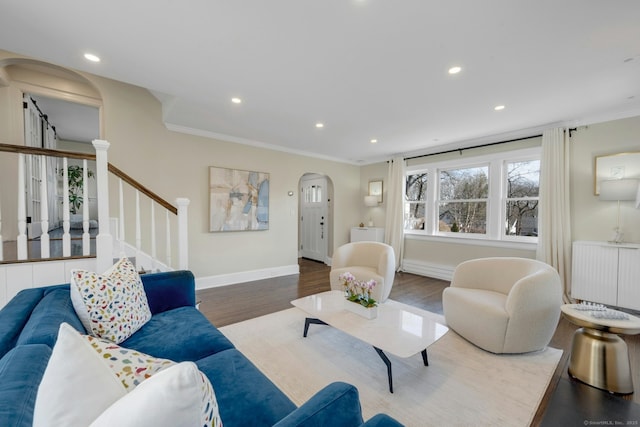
left=505, top=160, right=539, bottom=237
left=405, top=172, right=427, bottom=230
left=438, top=166, right=488, bottom=234
left=404, top=147, right=540, bottom=243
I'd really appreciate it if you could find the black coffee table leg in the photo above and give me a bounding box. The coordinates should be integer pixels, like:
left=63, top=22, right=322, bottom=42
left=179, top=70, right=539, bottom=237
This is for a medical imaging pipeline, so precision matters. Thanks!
left=373, top=346, right=394, bottom=393
left=421, top=349, right=428, bottom=366
left=303, top=317, right=328, bottom=337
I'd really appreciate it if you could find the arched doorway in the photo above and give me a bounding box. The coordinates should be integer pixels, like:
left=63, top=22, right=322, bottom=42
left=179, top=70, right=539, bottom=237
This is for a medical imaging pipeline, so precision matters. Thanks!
left=298, top=173, right=334, bottom=264
left=0, top=56, right=102, bottom=258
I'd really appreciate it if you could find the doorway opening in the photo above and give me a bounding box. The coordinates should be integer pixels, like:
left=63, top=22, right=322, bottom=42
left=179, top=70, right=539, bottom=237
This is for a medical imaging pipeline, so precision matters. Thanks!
left=298, top=173, right=334, bottom=264
left=0, top=57, right=102, bottom=261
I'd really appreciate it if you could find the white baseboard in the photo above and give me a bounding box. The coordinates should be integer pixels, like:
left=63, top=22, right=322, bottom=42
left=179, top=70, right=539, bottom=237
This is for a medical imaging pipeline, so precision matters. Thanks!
left=195, top=264, right=300, bottom=290
left=401, top=259, right=455, bottom=282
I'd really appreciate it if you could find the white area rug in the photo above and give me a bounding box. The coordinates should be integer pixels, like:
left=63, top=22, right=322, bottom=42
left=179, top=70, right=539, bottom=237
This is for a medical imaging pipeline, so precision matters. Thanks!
left=220, top=307, right=562, bottom=427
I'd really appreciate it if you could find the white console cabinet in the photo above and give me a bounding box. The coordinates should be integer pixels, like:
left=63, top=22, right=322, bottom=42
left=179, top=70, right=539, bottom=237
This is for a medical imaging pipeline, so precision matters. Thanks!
left=350, top=227, right=385, bottom=243
left=571, top=240, right=640, bottom=310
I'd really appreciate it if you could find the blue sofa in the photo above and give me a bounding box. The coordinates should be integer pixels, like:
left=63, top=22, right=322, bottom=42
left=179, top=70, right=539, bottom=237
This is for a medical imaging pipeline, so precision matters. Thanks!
left=0, top=270, right=402, bottom=427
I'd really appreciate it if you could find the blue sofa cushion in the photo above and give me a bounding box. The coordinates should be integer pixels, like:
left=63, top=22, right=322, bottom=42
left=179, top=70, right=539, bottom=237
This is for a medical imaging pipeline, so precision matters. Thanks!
left=273, top=382, right=365, bottom=427
left=121, top=306, right=234, bottom=362
left=0, top=288, right=46, bottom=358
left=0, top=344, right=52, bottom=427
left=16, top=289, right=85, bottom=347
left=361, top=414, right=404, bottom=427
left=141, top=270, right=196, bottom=314
left=197, top=348, right=297, bottom=427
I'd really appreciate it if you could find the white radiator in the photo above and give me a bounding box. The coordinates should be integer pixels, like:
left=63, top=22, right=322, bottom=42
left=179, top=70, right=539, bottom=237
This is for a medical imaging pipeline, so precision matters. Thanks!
left=571, top=241, right=618, bottom=305
left=571, top=240, right=640, bottom=310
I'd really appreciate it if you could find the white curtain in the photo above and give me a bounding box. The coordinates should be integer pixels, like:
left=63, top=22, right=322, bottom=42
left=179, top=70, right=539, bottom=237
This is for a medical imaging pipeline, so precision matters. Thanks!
left=536, top=128, right=572, bottom=301
left=384, top=156, right=406, bottom=270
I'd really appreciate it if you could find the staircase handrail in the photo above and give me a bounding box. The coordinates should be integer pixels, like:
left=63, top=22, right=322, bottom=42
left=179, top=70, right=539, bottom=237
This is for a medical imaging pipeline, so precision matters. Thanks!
left=0, top=143, right=178, bottom=215
left=0, top=141, right=188, bottom=271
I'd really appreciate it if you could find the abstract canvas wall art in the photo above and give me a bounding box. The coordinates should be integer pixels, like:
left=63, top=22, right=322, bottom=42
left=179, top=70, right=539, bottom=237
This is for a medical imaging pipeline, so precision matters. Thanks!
left=209, top=166, right=269, bottom=232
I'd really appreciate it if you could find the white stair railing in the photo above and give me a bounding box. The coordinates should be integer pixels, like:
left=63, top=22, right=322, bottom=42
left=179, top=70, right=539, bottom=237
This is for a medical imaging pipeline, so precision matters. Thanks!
left=17, top=153, right=28, bottom=260
left=93, top=140, right=112, bottom=272
left=39, top=155, right=50, bottom=258
left=62, top=157, right=71, bottom=257
left=82, top=158, right=91, bottom=257
left=0, top=141, right=189, bottom=271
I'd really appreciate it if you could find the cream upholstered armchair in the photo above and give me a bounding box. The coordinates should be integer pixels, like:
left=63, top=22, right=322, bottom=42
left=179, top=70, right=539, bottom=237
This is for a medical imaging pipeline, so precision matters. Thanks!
left=442, top=257, right=562, bottom=354
left=329, top=242, right=395, bottom=303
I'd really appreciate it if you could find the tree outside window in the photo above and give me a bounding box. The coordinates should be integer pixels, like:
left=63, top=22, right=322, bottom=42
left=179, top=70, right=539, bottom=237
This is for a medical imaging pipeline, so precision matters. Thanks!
left=438, top=166, right=488, bottom=234
left=405, top=172, right=427, bottom=230
left=505, top=160, right=539, bottom=236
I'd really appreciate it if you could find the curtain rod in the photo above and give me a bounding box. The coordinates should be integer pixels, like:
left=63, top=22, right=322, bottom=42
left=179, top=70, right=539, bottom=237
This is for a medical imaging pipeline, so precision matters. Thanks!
left=403, top=128, right=576, bottom=161
left=404, top=134, right=541, bottom=161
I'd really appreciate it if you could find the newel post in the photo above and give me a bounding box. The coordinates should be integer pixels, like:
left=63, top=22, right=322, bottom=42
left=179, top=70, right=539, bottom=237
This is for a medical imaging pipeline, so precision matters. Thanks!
left=176, top=198, right=190, bottom=270
left=93, top=140, right=113, bottom=272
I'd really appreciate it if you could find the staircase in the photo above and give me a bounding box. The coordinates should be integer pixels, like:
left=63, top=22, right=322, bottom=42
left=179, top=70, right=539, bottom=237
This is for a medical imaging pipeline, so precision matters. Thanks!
left=0, top=140, right=189, bottom=308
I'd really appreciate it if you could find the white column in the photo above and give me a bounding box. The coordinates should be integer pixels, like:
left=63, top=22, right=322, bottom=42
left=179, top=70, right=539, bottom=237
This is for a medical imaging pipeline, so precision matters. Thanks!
left=93, top=140, right=112, bottom=273
left=135, top=190, right=141, bottom=271
left=39, top=155, right=50, bottom=258
left=118, top=178, right=125, bottom=254
left=17, top=153, right=27, bottom=260
left=165, top=210, right=171, bottom=268
left=82, top=159, right=90, bottom=255
left=150, top=201, right=157, bottom=272
left=62, top=157, right=71, bottom=257
left=176, top=198, right=190, bottom=270
left=0, top=195, right=3, bottom=261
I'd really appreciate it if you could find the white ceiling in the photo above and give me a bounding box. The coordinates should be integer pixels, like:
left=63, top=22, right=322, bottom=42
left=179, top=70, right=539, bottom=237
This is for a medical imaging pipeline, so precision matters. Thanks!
left=2, top=1, right=639, bottom=164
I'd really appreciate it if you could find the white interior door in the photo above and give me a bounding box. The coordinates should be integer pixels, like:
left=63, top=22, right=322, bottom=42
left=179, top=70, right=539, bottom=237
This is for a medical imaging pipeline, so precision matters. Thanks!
left=300, top=176, right=328, bottom=263
left=23, top=95, right=43, bottom=239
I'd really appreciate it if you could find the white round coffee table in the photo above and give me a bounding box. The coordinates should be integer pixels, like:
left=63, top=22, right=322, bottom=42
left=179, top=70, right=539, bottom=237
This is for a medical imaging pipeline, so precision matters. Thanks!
left=561, top=304, right=640, bottom=394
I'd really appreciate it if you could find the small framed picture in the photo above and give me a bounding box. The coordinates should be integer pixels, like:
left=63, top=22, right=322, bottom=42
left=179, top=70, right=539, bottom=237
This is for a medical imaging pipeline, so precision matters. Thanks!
left=368, top=180, right=383, bottom=203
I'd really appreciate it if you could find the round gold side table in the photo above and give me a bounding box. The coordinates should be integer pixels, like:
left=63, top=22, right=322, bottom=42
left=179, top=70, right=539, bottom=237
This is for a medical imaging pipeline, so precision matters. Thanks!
left=561, top=304, right=640, bottom=395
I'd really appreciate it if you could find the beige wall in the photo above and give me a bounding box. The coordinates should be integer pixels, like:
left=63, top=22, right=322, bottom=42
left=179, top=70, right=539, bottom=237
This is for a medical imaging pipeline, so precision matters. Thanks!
left=359, top=162, right=388, bottom=228
left=360, top=121, right=640, bottom=272
left=2, top=49, right=639, bottom=281
left=0, top=50, right=361, bottom=279
left=570, top=116, right=640, bottom=243
left=94, top=75, right=361, bottom=276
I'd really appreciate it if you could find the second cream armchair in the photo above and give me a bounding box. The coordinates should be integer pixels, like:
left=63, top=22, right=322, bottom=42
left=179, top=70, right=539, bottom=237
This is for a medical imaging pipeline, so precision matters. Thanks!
left=329, top=242, right=396, bottom=303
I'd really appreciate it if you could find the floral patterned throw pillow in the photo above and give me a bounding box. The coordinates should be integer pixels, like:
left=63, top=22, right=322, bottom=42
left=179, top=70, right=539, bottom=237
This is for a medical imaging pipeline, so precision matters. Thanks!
left=70, top=257, right=152, bottom=344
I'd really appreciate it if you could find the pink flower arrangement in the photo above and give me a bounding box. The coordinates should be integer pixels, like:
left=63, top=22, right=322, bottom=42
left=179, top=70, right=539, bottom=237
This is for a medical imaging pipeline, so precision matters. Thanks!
left=338, top=272, right=377, bottom=308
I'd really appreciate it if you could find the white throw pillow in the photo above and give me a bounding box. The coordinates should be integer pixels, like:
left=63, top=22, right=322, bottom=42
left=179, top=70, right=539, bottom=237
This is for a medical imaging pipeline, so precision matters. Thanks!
left=90, top=362, right=223, bottom=427
left=34, top=323, right=194, bottom=426
left=33, top=323, right=128, bottom=427
left=70, top=256, right=152, bottom=343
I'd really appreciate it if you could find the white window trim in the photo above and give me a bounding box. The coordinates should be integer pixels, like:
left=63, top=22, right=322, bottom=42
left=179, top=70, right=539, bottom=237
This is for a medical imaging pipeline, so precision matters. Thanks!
left=405, top=146, right=541, bottom=243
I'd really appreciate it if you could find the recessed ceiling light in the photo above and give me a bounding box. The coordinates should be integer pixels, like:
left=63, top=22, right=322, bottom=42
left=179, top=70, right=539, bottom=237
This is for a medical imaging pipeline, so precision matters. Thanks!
left=448, top=66, right=462, bottom=74
left=231, top=97, right=242, bottom=104
left=315, top=123, right=324, bottom=128
left=370, top=139, right=378, bottom=144
left=83, top=53, right=100, bottom=62
left=494, top=105, right=505, bottom=111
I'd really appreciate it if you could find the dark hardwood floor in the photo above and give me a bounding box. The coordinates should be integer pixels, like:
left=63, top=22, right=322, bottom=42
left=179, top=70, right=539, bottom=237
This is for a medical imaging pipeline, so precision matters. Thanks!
left=197, top=258, right=640, bottom=427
